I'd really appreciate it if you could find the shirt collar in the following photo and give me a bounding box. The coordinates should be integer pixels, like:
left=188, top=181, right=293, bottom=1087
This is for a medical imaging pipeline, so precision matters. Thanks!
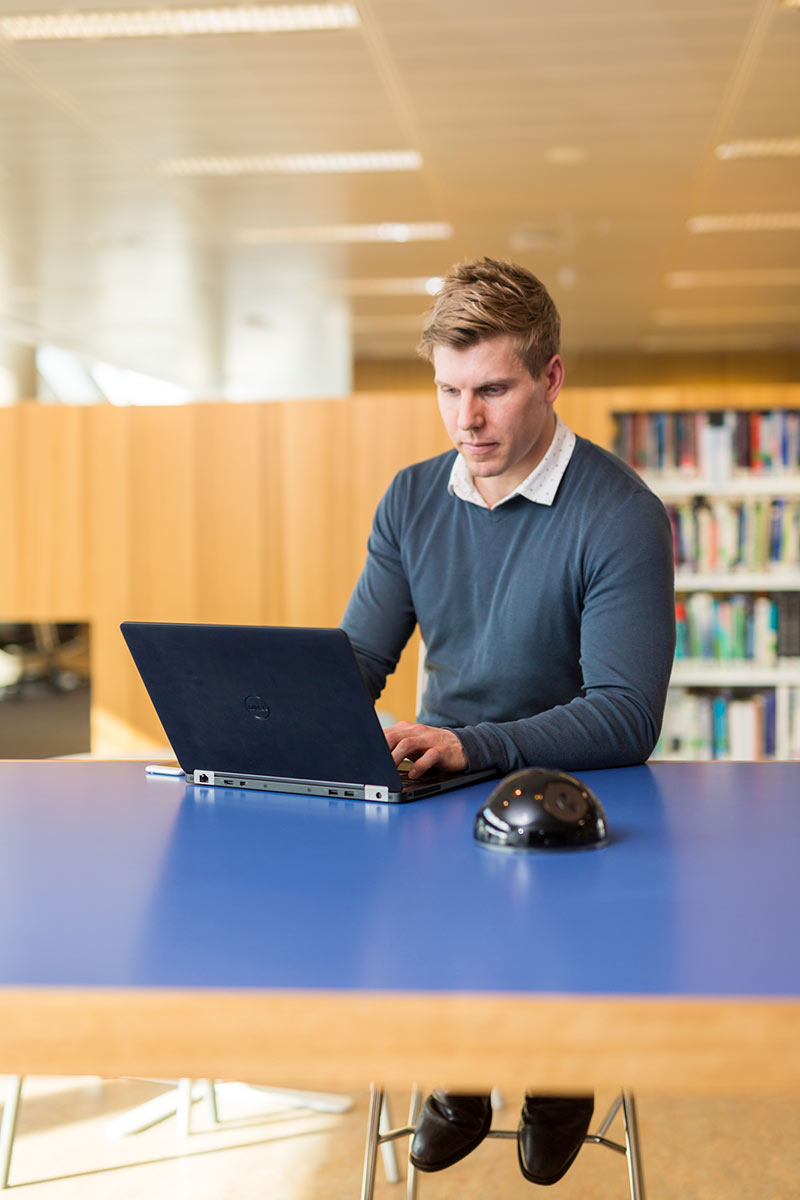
left=447, top=414, right=576, bottom=509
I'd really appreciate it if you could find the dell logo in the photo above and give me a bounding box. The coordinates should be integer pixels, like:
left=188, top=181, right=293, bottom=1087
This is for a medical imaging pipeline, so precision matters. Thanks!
left=244, top=694, right=270, bottom=720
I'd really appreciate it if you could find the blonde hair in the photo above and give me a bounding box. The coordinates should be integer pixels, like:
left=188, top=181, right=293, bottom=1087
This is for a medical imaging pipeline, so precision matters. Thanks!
left=418, top=258, right=560, bottom=378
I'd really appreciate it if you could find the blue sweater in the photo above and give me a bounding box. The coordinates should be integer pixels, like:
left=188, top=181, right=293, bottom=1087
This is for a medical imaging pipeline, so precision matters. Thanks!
left=341, top=436, right=676, bottom=772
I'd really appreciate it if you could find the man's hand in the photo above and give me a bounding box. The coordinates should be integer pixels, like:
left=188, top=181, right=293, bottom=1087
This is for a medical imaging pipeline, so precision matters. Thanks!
left=384, top=721, right=468, bottom=779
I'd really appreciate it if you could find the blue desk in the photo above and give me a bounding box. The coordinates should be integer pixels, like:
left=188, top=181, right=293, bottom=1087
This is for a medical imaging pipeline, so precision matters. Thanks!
left=0, top=759, right=798, bottom=1093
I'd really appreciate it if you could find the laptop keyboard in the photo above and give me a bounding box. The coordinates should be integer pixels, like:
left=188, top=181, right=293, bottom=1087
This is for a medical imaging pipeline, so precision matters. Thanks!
left=397, top=763, right=460, bottom=788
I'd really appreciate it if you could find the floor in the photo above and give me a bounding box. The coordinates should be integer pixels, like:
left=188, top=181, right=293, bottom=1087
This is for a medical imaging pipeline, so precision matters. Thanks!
left=2, top=1076, right=799, bottom=1198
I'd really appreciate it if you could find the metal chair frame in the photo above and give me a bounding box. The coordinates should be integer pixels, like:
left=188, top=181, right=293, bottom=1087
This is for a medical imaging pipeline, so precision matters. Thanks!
left=361, top=1085, right=645, bottom=1200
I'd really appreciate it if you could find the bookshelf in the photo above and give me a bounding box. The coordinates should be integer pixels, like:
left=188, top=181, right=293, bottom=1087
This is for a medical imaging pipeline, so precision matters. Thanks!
left=614, top=408, right=800, bottom=762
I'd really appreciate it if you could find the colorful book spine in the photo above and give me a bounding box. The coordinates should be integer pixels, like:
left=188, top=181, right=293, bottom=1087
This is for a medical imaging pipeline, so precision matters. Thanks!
left=614, top=410, right=800, bottom=476
left=673, top=592, right=780, bottom=664
left=667, top=498, right=800, bottom=573
left=654, top=687, right=786, bottom=760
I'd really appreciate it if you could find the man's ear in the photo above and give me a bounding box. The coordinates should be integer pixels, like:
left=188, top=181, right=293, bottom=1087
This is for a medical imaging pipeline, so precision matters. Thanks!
left=543, top=354, right=565, bottom=405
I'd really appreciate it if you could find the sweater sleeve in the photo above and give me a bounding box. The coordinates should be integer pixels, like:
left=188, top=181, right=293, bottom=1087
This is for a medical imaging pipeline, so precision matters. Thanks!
left=455, top=490, right=676, bottom=772
left=340, top=479, right=417, bottom=701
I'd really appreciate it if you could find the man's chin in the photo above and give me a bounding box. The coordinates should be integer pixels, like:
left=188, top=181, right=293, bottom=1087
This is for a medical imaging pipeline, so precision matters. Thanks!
left=461, top=451, right=503, bottom=474
left=468, top=460, right=505, bottom=478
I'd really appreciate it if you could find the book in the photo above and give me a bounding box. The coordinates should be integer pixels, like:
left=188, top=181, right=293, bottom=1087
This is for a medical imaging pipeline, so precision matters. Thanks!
left=613, top=409, right=800, bottom=479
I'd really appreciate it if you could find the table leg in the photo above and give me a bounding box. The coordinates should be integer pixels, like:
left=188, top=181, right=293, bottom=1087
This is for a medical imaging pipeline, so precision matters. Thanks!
left=0, top=1076, right=23, bottom=1190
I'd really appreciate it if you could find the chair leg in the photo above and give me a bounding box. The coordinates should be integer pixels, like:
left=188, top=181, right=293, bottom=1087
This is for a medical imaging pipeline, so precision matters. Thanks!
left=621, top=1091, right=646, bottom=1200
left=0, top=1076, right=23, bottom=1190
left=360, top=1084, right=384, bottom=1200
left=406, top=1086, right=422, bottom=1200
left=379, top=1092, right=400, bottom=1183
left=360, top=1084, right=645, bottom=1199
left=594, top=1091, right=622, bottom=1139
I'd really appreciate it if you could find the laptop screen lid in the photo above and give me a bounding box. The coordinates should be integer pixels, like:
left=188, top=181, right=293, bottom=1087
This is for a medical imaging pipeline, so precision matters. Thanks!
left=120, top=622, right=496, bottom=803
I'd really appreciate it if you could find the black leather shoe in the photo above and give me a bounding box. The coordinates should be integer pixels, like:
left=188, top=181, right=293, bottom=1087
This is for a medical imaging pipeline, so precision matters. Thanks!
left=517, top=1093, right=594, bottom=1185
left=409, top=1091, right=492, bottom=1172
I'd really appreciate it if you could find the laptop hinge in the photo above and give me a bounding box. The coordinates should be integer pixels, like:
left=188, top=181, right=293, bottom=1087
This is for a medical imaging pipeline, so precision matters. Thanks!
left=193, top=769, right=215, bottom=785
left=365, top=784, right=390, bottom=802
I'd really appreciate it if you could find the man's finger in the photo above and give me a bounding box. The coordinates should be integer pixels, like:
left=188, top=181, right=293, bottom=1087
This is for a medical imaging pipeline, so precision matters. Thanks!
left=383, top=721, right=414, bottom=751
left=388, top=734, right=426, bottom=765
left=405, top=748, right=441, bottom=779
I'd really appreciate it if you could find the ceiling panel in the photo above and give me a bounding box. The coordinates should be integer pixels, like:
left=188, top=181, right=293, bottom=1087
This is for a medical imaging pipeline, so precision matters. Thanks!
left=0, top=0, right=798, bottom=396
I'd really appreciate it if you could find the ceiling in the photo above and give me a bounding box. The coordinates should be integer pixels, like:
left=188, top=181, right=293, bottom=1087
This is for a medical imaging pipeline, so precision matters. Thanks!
left=0, top=0, right=799, bottom=399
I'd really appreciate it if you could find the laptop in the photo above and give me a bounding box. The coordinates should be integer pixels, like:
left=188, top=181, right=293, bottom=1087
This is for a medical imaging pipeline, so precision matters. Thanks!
left=121, top=621, right=499, bottom=803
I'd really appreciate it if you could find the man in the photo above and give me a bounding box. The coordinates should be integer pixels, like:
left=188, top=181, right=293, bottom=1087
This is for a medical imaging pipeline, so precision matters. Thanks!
left=340, top=258, right=675, bottom=1184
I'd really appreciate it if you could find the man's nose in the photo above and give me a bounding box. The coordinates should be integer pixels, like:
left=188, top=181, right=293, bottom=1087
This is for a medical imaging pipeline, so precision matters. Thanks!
left=457, top=393, right=484, bottom=429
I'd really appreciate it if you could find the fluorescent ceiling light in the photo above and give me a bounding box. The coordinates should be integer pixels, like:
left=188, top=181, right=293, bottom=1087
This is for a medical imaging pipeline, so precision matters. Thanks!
left=687, top=212, right=800, bottom=233
left=716, top=138, right=800, bottom=159
left=667, top=268, right=800, bottom=288
left=158, top=150, right=421, bottom=176
left=239, top=221, right=453, bottom=245
left=653, top=306, right=800, bottom=326
left=0, top=4, right=359, bottom=41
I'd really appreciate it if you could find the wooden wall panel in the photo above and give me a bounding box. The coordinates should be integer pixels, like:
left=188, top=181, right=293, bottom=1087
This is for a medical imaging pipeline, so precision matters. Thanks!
left=121, top=408, right=199, bottom=745
left=86, top=406, right=137, bottom=751
left=258, top=403, right=288, bottom=625
left=56, top=407, right=90, bottom=618
left=279, top=399, right=358, bottom=629
left=0, top=407, right=21, bottom=619
left=192, top=403, right=266, bottom=626
left=18, top=407, right=89, bottom=619
left=128, top=407, right=198, bottom=622
left=348, top=390, right=450, bottom=517
left=557, top=386, right=614, bottom=448
left=17, top=406, right=52, bottom=618
left=2, top=382, right=799, bottom=753
left=346, top=391, right=451, bottom=722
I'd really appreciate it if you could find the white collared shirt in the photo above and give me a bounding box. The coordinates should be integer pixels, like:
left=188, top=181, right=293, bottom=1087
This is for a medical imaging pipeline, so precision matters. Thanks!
left=447, top=414, right=577, bottom=509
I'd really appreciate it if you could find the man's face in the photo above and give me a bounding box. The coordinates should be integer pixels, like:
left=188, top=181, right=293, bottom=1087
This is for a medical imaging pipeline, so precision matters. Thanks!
left=433, top=334, right=563, bottom=506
